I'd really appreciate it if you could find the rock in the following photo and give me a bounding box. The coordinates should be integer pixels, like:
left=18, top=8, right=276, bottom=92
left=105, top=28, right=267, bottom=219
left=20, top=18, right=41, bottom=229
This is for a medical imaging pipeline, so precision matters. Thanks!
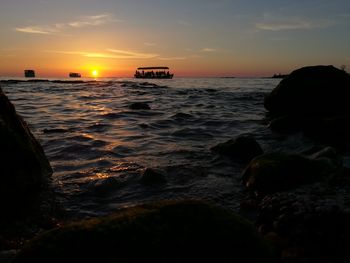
left=0, top=87, right=52, bottom=213
left=264, top=66, right=350, bottom=142
left=306, top=146, right=342, bottom=167
left=256, top=186, right=350, bottom=262
left=90, top=177, right=126, bottom=195
left=129, top=102, right=151, bottom=110
left=0, top=250, right=17, bottom=263
left=265, top=65, right=350, bottom=116
left=42, top=128, right=68, bottom=134
left=211, top=134, right=263, bottom=162
left=13, top=201, right=275, bottom=263
left=268, top=116, right=301, bottom=134
left=302, top=115, right=350, bottom=142
left=140, top=168, right=167, bottom=184
left=242, top=153, right=332, bottom=196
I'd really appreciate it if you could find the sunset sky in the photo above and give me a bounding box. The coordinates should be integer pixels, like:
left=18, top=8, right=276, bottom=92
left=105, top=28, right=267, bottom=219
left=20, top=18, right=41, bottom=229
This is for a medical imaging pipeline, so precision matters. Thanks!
left=1, top=0, right=350, bottom=77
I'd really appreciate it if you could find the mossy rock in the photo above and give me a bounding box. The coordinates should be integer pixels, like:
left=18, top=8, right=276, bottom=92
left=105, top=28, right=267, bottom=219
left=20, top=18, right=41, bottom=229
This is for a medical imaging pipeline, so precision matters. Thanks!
left=14, top=201, right=275, bottom=263
left=211, top=134, right=263, bottom=162
left=242, top=153, right=332, bottom=196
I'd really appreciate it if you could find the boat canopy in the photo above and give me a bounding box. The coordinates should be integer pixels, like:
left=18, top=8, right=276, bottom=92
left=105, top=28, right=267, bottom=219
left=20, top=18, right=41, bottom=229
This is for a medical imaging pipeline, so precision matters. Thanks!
left=137, top=67, right=169, bottom=70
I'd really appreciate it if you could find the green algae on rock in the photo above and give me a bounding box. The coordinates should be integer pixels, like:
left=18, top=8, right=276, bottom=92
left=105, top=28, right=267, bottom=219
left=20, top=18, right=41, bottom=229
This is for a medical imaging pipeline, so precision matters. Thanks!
left=14, top=201, right=275, bottom=263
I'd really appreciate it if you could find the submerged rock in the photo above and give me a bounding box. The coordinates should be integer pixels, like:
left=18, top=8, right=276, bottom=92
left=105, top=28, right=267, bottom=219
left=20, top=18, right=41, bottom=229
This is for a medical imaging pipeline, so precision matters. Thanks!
left=13, top=201, right=275, bottom=263
left=129, top=102, right=151, bottom=110
left=140, top=168, right=167, bottom=184
left=211, top=134, right=263, bottom=162
left=0, top=87, right=52, bottom=213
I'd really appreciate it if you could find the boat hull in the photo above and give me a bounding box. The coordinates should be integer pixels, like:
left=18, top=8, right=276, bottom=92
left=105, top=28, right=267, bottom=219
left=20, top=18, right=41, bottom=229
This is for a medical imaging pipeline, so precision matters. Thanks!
left=134, top=75, right=174, bottom=79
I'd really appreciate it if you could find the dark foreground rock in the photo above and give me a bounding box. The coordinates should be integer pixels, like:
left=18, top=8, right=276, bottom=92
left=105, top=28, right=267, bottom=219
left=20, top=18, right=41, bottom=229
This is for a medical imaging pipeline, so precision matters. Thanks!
left=0, top=87, right=59, bottom=256
left=242, top=148, right=341, bottom=196
left=14, top=201, right=275, bottom=263
left=239, top=144, right=350, bottom=262
left=0, top=87, right=52, bottom=213
left=211, top=134, right=263, bottom=162
left=257, top=184, right=350, bottom=263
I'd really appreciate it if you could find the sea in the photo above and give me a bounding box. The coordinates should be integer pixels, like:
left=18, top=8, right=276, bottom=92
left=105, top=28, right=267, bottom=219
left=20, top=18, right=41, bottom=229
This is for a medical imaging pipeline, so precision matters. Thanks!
left=0, top=77, right=318, bottom=218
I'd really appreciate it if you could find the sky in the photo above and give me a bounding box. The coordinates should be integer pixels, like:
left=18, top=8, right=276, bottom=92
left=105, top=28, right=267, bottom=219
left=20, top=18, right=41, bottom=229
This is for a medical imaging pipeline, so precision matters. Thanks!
left=0, top=0, right=350, bottom=77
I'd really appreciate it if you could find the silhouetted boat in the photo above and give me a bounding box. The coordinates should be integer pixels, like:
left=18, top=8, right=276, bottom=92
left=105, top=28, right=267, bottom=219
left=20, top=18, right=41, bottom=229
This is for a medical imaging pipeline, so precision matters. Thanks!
left=69, top=72, right=81, bottom=78
left=134, top=67, right=174, bottom=79
left=24, top=70, right=35, bottom=78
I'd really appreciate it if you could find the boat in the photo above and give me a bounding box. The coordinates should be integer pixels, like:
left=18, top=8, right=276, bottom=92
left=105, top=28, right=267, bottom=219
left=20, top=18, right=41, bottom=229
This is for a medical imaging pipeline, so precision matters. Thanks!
left=134, top=67, right=174, bottom=79
left=69, top=72, right=81, bottom=78
left=24, top=70, right=35, bottom=78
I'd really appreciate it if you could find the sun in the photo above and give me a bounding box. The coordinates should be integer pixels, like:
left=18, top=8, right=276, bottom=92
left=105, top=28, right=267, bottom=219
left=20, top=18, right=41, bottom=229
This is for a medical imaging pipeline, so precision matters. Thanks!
left=92, top=70, right=99, bottom=77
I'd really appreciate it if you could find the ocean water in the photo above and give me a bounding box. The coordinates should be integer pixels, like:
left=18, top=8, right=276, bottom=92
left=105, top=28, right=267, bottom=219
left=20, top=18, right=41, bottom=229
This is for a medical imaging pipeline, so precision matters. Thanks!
left=1, top=77, right=316, bottom=218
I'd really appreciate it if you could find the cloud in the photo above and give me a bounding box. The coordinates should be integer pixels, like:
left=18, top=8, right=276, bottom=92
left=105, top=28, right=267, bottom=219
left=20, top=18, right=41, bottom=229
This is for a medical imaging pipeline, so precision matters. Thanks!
left=15, top=14, right=118, bottom=35
left=201, top=48, right=217, bottom=52
left=107, top=49, right=159, bottom=59
left=46, top=49, right=159, bottom=59
left=256, top=15, right=334, bottom=31
left=15, top=26, right=59, bottom=35
left=256, top=21, right=313, bottom=31
left=45, top=50, right=122, bottom=59
left=158, top=56, right=187, bottom=61
left=68, top=14, right=118, bottom=28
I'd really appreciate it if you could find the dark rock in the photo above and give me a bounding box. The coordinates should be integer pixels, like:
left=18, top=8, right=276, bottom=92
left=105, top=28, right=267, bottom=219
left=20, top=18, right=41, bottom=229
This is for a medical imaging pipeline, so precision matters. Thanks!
left=265, top=65, right=350, bottom=116
left=306, top=146, right=342, bottom=167
left=0, top=87, right=52, bottom=213
left=268, top=115, right=302, bottom=134
left=211, top=134, right=263, bottom=162
left=140, top=168, right=167, bottom=184
left=264, top=66, right=350, bottom=142
left=90, top=177, right=126, bottom=195
left=13, top=201, right=275, bottom=263
left=42, top=128, right=68, bottom=134
left=129, top=102, right=151, bottom=110
left=256, top=186, right=350, bottom=262
left=0, top=250, right=17, bottom=263
left=242, top=153, right=333, bottom=196
left=302, top=115, right=350, bottom=142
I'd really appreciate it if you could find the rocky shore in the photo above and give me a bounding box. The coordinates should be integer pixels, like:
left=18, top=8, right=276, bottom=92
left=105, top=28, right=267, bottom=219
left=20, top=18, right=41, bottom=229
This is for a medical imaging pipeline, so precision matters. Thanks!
left=240, top=65, right=350, bottom=262
left=1, top=65, right=350, bottom=262
left=0, top=86, right=59, bottom=262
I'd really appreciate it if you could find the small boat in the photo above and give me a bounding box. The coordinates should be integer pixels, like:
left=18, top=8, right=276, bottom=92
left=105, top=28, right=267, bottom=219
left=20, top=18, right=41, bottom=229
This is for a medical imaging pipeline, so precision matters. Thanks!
left=24, top=70, right=35, bottom=78
left=134, top=67, right=174, bottom=79
left=69, top=72, right=81, bottom=78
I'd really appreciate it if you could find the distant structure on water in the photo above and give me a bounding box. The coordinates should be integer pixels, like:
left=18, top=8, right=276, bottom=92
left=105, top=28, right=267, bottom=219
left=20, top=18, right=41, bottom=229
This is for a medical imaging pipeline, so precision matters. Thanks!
left=24, top=70, right=35, bottom=78
left=134, top=67, right=174, bottom=79
left=69, top=72, right=81, bottom=78
left=272, top=73, right=288, bottom=79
